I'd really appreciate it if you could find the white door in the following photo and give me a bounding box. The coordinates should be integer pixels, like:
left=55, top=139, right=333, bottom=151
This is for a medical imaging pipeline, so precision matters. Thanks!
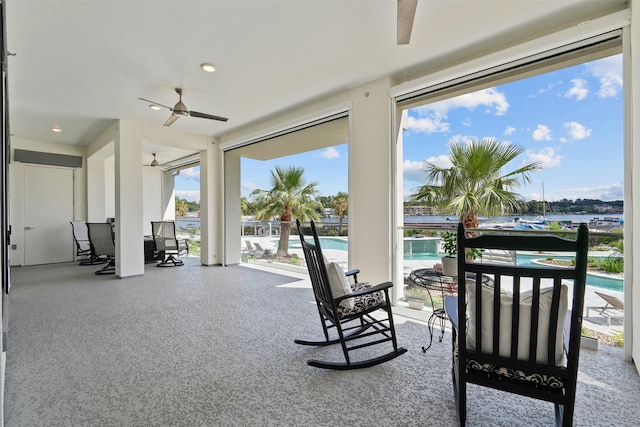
left=23, top=165, right=74, bottom=265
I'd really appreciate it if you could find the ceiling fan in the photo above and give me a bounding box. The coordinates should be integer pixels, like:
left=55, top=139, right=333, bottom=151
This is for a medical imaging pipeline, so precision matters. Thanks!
left=139, top=88, right=229, bottom=127
left=144, top=153, right=160, bottom=167
left=397, top=0, right=418, bottom=45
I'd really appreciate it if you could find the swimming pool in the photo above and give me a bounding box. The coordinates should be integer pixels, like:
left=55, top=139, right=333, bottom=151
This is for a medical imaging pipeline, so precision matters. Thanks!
left=286, top=237, right=623, bottom=292
left=516, top=254, right=623, bottom=293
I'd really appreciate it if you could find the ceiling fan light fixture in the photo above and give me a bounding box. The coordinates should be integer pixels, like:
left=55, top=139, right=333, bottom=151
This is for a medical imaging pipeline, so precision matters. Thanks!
left=150, top=153, right=159, bottom=167
left=200, top=63, right=216, bottom=73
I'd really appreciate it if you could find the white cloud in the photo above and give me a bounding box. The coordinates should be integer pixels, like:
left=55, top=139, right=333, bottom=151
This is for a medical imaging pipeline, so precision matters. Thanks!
left=403, top=155, right=452, bottom=184
left=177, top=167, right=200, bottom=181
left=175, top=190, right=200, bottom=203
left=405, top=115, right=449, bottom=134
left=544, top=182, right=623, bottom=202
left=242, top=181, right=258, bottom=194
left=426, top=154, right=453, bottom=169
left=320, top=146, right=339, bottom=159
left=434, top=88, right=509, bottom=116
left=564, top=121, right=591, bottom=140
left=407, top=87, right=509, bottom=134
left=586, top=55, right=622, bottom=98
left=565, top=78, right=589, bottom=101
left=532, top=124, right=553, bottom=141
left=525, top=147, right=562, bottom=168
left=403, top=160, right=426, bottom=183
left=504, top=126, right=516, bottom=136
left=534, top=82, right=556, bottom=96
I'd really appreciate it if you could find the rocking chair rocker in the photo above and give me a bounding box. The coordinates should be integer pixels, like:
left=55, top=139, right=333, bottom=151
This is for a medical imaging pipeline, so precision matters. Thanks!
left=294, top=220, right=407, bottom=370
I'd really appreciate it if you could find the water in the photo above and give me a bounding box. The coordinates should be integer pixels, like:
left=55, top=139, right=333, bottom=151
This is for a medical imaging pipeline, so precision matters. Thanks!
left=516, top=254, right=622, bottom=292
left=403, top=214, right=623, bottom=224
left=286, top=236, right=623, bottom=293
left=176, top=217, right=201, bottom=230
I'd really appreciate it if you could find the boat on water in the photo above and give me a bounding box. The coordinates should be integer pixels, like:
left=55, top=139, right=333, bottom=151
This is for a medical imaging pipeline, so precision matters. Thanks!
left=478, top=216, right=549, bottom=230
left=587, top=217, right=624, bottom=231
left=519, top=215, right=548, bottom=225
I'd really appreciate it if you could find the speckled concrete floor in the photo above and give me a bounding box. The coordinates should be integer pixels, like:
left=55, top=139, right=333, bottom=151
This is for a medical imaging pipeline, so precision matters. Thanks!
left=4, top=259, right=640, bottom=426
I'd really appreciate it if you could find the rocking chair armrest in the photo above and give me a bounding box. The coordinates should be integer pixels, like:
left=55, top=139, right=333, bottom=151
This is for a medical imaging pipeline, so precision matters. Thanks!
left=335, top=281, right=393, bottom=302
left=444, top=295, right=459, bottom=331
left=345, top=269, right=360, bottom=282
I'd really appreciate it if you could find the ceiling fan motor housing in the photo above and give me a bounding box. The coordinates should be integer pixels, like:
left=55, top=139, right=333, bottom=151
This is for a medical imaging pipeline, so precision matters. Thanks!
left=173, top=100, right=189, bottom=116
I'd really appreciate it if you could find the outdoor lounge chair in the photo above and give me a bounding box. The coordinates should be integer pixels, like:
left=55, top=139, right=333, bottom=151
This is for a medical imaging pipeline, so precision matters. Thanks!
left=587, top=291, right=624, bottom=325
left=252, top=242, right=272, bottom=259
left=70, top=221, right=106, bottom=265
left=244, top=240, right=255, bottom=255
left=151, top=221, right=184, bottom=267
left=86, top=222, right=116, bottom=275
left=444, top=222, right=589, bottom=427
left=294, top=219, right=407, bottom=370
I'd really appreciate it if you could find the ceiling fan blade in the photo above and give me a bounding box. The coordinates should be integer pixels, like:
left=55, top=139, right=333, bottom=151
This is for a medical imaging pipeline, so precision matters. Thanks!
left=164, top=114, right=180, bottom=126
left=397, top=0, right=418, bottom=45
left=138, top=97, right=173, bottom=111
left=189, top=110, right=229, bottom=122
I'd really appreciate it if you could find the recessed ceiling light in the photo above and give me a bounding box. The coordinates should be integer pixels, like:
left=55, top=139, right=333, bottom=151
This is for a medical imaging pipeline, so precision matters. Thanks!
left=200, top=63, right=216, bottom=73
left=149, top=104, right=162, bottom=111
left=50, top=127, right=62, bottom=133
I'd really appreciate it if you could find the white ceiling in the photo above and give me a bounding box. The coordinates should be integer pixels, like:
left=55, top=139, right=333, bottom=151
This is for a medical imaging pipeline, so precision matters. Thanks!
left=6, top=0, right=627, bottom=157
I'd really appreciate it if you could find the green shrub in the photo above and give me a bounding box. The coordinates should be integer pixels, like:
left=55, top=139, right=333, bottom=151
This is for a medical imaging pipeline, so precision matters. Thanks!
left=587, top=256, right=624, bottom=273
left=611, top=329, right=624, bottom=347
left=601, top=256, right=624, bottom=273
left=610, top=239, right=624, bottom=252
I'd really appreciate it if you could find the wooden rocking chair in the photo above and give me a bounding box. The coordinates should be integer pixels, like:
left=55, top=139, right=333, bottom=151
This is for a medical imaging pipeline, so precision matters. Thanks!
left=444, top=222, right=589, bottom=426
left=294, top=220, right=407, bottom=370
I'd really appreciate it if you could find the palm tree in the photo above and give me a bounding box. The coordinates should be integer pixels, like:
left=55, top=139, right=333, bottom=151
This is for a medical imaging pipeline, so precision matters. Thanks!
left=251, top=166, right=321, bottom=257
left=175, top=198, right=189, bottom=217
left=410, top=138, right=542, bottom=229
left=331, top=191, right=349, bottom=232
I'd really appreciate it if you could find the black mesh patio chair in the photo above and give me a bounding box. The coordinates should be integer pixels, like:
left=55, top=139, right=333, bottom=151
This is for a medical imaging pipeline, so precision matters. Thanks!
left=70, top=221, right=106, bottom=265
left=444, top=222, right=589, bottom=426
left=294, top=219, right=407, bottom=370
left=86, top=222, right=116, bottom=275
left=151, top=221, right=184, bottom=267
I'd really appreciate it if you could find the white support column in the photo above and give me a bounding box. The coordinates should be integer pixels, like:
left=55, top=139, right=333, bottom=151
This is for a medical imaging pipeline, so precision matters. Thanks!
left=348, top=78, right=393, bottom=285
left=86, top=155, right=106, bottom=223
left=223, top=149, right=242, bottom=265
left=626, top=0, right=639, bottom=370
left=114, top=120, right=145, bottom=277
left=200, top=141, right=218, bottom=265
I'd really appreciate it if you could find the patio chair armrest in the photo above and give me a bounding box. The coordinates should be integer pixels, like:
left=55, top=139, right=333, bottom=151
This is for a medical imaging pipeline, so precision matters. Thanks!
left=444, top=295, right=459, bottom=331
left=179, top=239, right=190, bottom=255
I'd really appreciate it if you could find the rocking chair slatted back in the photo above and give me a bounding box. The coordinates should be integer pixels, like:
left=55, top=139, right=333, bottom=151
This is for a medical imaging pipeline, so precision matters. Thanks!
left=446, top=222, right=589, bottom=426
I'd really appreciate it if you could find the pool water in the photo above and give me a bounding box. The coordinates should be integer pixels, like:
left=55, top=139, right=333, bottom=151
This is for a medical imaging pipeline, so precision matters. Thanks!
left=516, top=254, right=623, bottom=293
left=286, top=237, right=623, bottom=292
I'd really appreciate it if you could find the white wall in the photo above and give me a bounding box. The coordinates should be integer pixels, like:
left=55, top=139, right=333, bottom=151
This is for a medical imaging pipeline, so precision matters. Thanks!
left=143, top=166, right=163, bottom=235
left=9, top=137, right=86, bottom=266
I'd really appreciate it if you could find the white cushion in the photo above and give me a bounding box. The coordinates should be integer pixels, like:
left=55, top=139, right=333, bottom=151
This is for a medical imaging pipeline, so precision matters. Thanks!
left=326, top=262, right=354, bottom=309
left=466, top=278, right=568, bottom=365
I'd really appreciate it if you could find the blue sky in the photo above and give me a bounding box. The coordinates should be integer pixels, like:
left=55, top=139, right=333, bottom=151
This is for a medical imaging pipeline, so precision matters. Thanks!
left=176, top=54, right=623, bottom=204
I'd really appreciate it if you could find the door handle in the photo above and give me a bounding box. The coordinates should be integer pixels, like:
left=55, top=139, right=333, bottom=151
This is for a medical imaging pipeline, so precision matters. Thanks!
left=24, top=226, right=35, bottom=230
